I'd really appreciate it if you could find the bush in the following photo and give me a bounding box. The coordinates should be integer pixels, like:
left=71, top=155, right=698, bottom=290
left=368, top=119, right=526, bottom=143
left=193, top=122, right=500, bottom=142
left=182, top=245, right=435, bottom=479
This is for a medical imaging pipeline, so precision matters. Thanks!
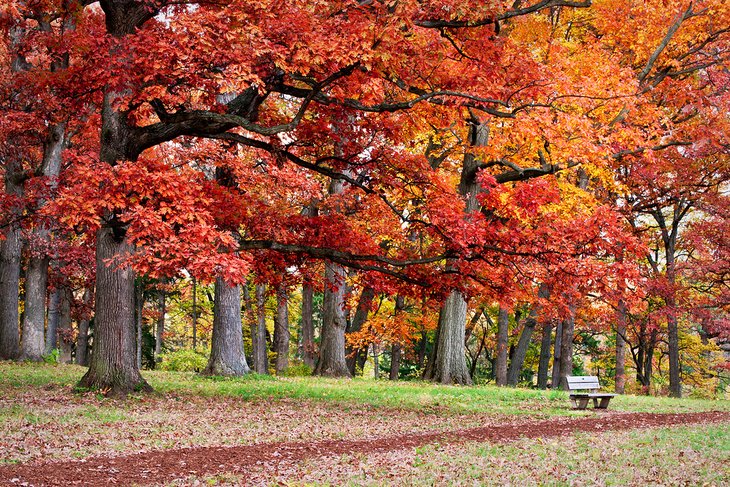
left=42, top=349, right=59, bottom=365
left=278, top=362, right=313, bottom=377
left=158, top=349, right=208, bottom=372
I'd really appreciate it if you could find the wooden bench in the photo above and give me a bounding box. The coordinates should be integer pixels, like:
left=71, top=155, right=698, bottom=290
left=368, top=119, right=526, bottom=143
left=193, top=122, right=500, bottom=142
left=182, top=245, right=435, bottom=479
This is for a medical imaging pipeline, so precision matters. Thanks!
left=566, top=375, right=616, bottom=410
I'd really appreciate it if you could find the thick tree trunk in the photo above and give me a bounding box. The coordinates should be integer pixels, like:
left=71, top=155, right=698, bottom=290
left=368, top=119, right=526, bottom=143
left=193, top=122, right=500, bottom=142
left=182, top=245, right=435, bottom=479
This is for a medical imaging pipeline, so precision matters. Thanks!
left=314, top=173, right=351, bottom=378
left=76, top=288, right=91, bottom=366
left=45, top=288, right=61, bottom=354
left=135, top=280, right=143, bottom=370
left=495, top=307, right=510, bottom=386
left=345, top=286, right=375, bottom=375
left=203, top=277, right=250, bottom=376
left=79, top=227, right=151, bottom=396
left=57, top=286, right=73, bottom=364
left=20, top=256, right=48, bottom=361
left=559, top=309, right=575, bottom=390
left=424, top=290, right=472, bottom=385
left=537, top=319, right=552, bottom=389
left=252, top=284, right=268, bottom=374
left=615, top=299, right=627, bottom=394
left=0, top=175, right=22, bottom=360
left=314, top=261, right=351, bottom=377
left=508, top=284, right=550, bottom=386
left=300, top=282, right=316, bottom=368
left=274, top=284, right=290, bottom=374
left=425, top=120, right=487, bottom=385
left=21, top=121, right=67, bottom=361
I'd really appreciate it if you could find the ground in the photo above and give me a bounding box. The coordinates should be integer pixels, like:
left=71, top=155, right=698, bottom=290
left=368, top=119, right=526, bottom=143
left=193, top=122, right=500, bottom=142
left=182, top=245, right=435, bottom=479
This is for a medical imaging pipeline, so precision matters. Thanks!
left=0, top=363, right=728, bottom=486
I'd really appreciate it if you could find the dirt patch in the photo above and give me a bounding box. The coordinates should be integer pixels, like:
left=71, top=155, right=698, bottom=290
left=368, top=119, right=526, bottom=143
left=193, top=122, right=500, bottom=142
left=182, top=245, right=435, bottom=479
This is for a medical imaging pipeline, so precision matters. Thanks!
left=2, top=411, right=728, bottom=486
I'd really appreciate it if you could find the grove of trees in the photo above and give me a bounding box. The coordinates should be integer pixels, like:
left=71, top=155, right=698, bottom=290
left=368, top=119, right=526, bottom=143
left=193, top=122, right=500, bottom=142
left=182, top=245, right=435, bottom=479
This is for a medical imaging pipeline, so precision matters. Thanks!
left=1, top=0, right=729, bottom=398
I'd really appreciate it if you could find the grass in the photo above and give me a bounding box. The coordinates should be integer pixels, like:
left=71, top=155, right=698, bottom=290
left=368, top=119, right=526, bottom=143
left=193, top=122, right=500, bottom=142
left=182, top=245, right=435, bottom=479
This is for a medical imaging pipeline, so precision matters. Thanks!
left=286, top=422, right=730, bottom=486
left=1, top=362, right=729, bottom=484
left=2, top=362, right=728, bottom=417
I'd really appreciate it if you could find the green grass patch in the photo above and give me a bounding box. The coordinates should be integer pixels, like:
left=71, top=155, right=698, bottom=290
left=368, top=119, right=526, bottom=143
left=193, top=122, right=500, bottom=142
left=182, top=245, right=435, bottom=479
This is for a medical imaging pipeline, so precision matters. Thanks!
left=1, top=361, right=728, bottom=417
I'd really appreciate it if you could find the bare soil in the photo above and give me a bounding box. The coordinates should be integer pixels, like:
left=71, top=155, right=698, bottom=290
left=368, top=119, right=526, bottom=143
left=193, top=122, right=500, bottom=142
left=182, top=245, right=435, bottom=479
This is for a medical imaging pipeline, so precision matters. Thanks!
left=2, top=410, right=728, bottom=486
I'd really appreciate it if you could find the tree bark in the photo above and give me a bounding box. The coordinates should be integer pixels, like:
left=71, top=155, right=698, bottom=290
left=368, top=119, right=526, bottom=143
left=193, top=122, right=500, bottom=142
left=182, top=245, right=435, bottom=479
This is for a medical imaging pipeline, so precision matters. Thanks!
left=345, top=286, right=375, bottom=375
left=424, top=119, right=488, bottom=385
left=57, top=286, right=73, bottom=364
left=135, top=280, right=144, bottom=370
left=79, top=227, right=151, bottom=396
left=45, top=287, right=62, bottom=355
left=551, top=318, right=563, bottom=389
left=20, top=256, right=49, bottom=361
left=314, top=175, right=351, bottom=378
left=314, top=260, right=351, bottom=377
left=559, top=308, right=575, bottom=390
left=615, top=299, right=627, bottom=394
left=537, top=319, right=552, bottom=389
left=21, top=119, right=67, bottom=361
left=274, top=284, right=290, bottom=374
left=0, top=172, right=22, bottom=360
left=300, top=282, right=316, bottom=368
left=424, top=290, right=472, bottom=384
left=495, top=307, right=510, bottom=386
left=203, top=277, right=250, bottom=376
left=252, top=283, right=269, bottom=374
left=155, top=285, right=165, bottom=362
left=76, top=288, right=91, bottom=366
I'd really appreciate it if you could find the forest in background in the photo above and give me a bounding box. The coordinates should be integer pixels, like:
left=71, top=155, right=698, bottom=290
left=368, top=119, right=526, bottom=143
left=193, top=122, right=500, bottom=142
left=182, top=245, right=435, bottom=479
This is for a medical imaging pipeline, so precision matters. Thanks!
left=1, top=0, right=729, bottom=398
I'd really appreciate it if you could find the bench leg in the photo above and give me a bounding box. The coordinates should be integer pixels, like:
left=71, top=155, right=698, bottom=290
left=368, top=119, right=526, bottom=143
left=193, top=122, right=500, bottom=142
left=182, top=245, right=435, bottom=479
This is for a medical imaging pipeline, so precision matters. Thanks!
left=595, top=397, right=612, bottom=409
left=572, top=397, right=589, bottom=410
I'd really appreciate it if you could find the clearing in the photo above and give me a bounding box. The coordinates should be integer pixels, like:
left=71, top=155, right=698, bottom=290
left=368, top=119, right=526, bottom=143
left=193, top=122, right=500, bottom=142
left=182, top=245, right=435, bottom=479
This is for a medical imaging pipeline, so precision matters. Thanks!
left=1, top=363, right=729, bottom=486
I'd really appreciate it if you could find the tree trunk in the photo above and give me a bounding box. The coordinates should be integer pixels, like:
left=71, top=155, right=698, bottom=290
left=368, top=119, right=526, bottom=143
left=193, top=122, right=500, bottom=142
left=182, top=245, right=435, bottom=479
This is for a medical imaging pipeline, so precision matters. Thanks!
left=345, top=286, right=375, bottom=375
left=192, top=276, right=198, bottom=349
left=0, top=173, right=22, bottom=360
left=155, top=286, right=165, bottom=362
left=495, top=307, right=510, bottom=386
left=615, top=299, right=627, bottom=394
left=551, top=318, right=563, bottom=389
left=203, top=277, right=250, bottom=376
left=508, top=285, right=550, bottom=386
left=274, top=284, right=290, bottom=374
left=314, top=261, right=351, bottom=377
left=20, top=256, right=49, bottom=361
left=21, top=120, right=67, bottom=361
left=135, top=280, right=143, bottom=370
left=79, top=227, right=151, bottom=397
left=300, top=282, right=316, bottom=368
left=537, top=319, right=552, bottom=389
left=45, top=287, right=62, bottom=354
left=369, top=343, right=377, bottom=379
left=57, top=286, right=73, bottom=364
left=389, top=344, right=402, bottom=380
left=76, top=288, right=91, bottom=366
left=559, top=309, right=575, bottom=390
left=252, top=284, right=268, bottom=374
left=424, top=119, right=488, bottom=385
left=424, top=290, right=472, bottom=385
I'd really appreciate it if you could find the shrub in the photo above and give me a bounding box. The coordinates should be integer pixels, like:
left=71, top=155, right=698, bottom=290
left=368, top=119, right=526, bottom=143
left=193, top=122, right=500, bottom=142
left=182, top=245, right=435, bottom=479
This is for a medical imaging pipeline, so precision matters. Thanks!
left=278, top=362, right=313, bottom=377
left=159, top=349, right=208, bottom=372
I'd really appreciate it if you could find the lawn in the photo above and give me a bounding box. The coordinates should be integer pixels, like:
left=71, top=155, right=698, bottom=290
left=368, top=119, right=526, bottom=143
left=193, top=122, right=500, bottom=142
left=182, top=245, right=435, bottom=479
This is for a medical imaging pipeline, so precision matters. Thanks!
left=1, top=362, right=729, bottom=485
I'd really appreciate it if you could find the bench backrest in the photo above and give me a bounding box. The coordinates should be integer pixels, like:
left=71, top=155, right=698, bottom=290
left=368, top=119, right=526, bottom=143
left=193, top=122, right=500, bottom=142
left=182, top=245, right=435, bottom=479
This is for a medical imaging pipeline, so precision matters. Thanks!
left=566, top=375, right=601, bottom=391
